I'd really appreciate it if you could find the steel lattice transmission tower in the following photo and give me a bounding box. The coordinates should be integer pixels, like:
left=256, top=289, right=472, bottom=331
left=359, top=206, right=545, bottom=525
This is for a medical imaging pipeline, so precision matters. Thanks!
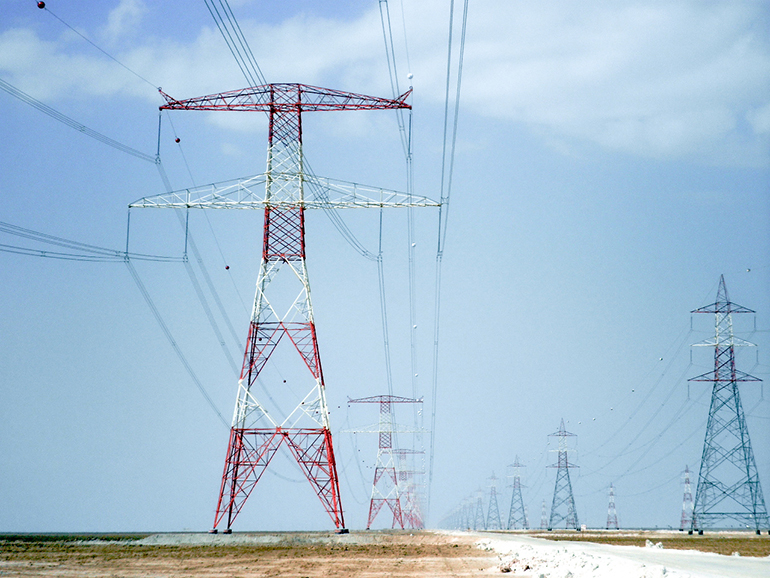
left=506, top=456, right=529, bottom=530
left=486, top=473, right=503, bottom=530
left=539, top=499, right=548, bottom=530
left=606, top=483, right=619, bottom=530
left=680, top=465, right=694, bottom=531
left=395, top=449, right=426, bottom=529
left=473, top=490, right=486, bottom=530
left=689, top=276, right=769, bottom=534
left=547, top=418, right=579, bottom=530
left=131, top=84, right=438, bottom=533
left=347, top=395, right=423, bottom=529
left=459, top=497, right=473, bottom=529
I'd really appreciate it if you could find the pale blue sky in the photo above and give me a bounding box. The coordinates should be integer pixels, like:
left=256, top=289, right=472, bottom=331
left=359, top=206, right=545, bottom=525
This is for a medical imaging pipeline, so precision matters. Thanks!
left=0, top=0, right=768, bottom=532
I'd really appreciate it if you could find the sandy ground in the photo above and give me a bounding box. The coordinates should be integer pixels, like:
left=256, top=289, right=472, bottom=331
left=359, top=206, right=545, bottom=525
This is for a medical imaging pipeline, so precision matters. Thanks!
left=0, top=531, right=497, bottom=577
left=1, top=530, right=769, bottom=577
left=478, top=530, right=770, bottom=578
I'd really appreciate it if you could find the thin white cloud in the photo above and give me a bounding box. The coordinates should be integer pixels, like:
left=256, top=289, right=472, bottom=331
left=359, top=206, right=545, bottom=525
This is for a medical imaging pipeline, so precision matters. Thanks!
left=1, top=1, right=767, bottom=165
left=102, top=0, right=147, bottom=46
left=450, top=1, right=770, bottom=165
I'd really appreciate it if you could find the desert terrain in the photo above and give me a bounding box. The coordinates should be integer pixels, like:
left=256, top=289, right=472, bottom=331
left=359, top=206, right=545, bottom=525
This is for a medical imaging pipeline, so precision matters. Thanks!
left=1, top=529, right=768, bottom=577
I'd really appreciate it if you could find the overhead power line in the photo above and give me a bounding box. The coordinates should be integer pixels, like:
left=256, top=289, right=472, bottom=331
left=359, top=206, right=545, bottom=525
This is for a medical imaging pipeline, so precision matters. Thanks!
left=428, top=0, right=469, bottom=522
left=0, top=220, right=181, bottom=263
left=40, top=4, right=158, bottom=90
left=0, top=77, right=156, bottom=163
left=204, top=0, right=267, bottom=87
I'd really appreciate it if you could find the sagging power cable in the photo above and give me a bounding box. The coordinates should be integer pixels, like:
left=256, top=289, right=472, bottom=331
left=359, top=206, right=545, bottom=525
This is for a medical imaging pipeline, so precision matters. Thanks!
left=39, top=3, right=158, bottom=90
left=204, top=0, right=267, bottom=88
left=0, top=78, right=156, bottom=164
left=0, top=220, right=180, bottom=263
left=427, top=0, right=469, bottom=520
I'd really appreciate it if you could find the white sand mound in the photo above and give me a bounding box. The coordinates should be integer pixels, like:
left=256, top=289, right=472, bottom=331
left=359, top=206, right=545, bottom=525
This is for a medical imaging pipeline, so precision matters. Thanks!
left=472, top=534, right=770, bottom=578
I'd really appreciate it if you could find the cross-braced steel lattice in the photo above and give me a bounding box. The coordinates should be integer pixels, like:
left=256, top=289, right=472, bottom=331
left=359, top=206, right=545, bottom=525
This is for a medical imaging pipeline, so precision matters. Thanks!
left=459, top=497, right=473, bottom=529
left=680, top=465, right=694, bottom=531
left=548, top=418, right=579, bottom=530
left=473, top=490, right=486, bottom=530
left=486, top=473, right=503, bottom=530
left=540, top=499, right=548, bottom=529
left=606, top=483, right=619, bottom=530
left=395, top=448, right=426, bottom=529
left=507, top=456, right=529, bottom=529
left=347, top=395, right=423, bottom=529
left=689, top=276, right=768, bottom=534
left=132, top=84, right=438, bottom=533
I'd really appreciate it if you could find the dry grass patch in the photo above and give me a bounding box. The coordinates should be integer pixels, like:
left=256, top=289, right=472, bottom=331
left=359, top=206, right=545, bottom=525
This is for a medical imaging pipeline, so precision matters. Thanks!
left=526, top=530, right=770, bottom=557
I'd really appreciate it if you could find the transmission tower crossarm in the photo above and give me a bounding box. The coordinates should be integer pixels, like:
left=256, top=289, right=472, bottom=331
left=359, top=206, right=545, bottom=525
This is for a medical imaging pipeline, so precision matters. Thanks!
left=129, top=174, right=439, bottom=210
left=159, top=84, right=412, bottom=112
left=348, top=395, right=423, bottom=404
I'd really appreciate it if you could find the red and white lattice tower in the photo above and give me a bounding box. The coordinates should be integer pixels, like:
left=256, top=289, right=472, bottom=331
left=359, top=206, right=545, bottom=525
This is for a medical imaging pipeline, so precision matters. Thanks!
left=680, top=465, right=694, bottom=531
left=395, top=448, right=426, bottom=529
left=131, top=84, right=438, bottom=533
left=348, top=395, right=423, bottom=529
left=606, top=483, right=619, bottom=530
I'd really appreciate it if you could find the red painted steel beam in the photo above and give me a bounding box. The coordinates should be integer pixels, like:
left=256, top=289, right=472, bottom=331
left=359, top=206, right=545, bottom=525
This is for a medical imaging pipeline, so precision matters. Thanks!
left=159, top=83, right=411, bottom=112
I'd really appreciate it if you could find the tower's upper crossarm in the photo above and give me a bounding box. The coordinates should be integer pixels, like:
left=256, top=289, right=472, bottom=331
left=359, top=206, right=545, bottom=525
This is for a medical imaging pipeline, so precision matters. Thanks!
left=159, top=83, right=412, bottom=112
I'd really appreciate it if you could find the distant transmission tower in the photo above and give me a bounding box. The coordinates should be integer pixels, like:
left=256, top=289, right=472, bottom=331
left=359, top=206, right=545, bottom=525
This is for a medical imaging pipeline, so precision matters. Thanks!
left=680, top=465, right=694, bottom=531
left=486, top=473, right=503, bottom=530
left=395, top=449, right=426, bottom=529
left=506, top=456, right=528, bottom=529
left=540, top=499, right=548, bottom=529
left=690, top=276, right=769, bottom=534
left=606, top=483, right=619, bottom=530
left=347, top=395, right=423, bottom=529
left=548, top=418, right=579, bottom=530
left=473, top=490, right=486, bottom=530
left=461, top=497, right=473, bottom=529
left=132, top=84, right=437, bottom=533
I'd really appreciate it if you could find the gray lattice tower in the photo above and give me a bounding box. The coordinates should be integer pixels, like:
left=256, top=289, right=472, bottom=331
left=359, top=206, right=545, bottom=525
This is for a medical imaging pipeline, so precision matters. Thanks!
left=540, top=499, right=548, bottom=529
left=690, top=276, right=768, bottom=534
left=507, top=456, right=529, bottom=529
left=606, top=483, right=619, bottom=530
left=462, top=497, right=473, bottom=529
left=548, top=418, right=579, bottom=530
left=473, top=490, right=486, bottom=530
left=486, top=473, right=503, bottom=530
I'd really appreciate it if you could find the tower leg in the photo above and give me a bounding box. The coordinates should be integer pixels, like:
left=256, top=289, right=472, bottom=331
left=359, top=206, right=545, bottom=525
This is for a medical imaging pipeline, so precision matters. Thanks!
left=212, top=429, right=283, bottom=531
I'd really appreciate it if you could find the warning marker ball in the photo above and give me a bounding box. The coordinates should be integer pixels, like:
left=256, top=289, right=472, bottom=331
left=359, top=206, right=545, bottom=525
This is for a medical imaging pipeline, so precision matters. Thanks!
left=225, top=265, right=229, bottom=270
left=38, top=1, right=45, bottom=8
left=175, top=137, right=180, bottom=143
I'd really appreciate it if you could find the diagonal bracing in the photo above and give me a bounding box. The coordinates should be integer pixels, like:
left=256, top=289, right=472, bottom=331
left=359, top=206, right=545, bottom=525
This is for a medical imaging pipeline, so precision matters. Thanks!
left=132, top=83, right=437, bottom=532
left=689, top=276, right=769, bottom=534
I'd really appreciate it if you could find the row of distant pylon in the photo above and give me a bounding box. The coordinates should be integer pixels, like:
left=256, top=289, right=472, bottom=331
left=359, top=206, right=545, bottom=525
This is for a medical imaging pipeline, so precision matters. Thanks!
left=442, top=277, right=769, bottom=534
left=440, top=418, right=613, bottom=531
